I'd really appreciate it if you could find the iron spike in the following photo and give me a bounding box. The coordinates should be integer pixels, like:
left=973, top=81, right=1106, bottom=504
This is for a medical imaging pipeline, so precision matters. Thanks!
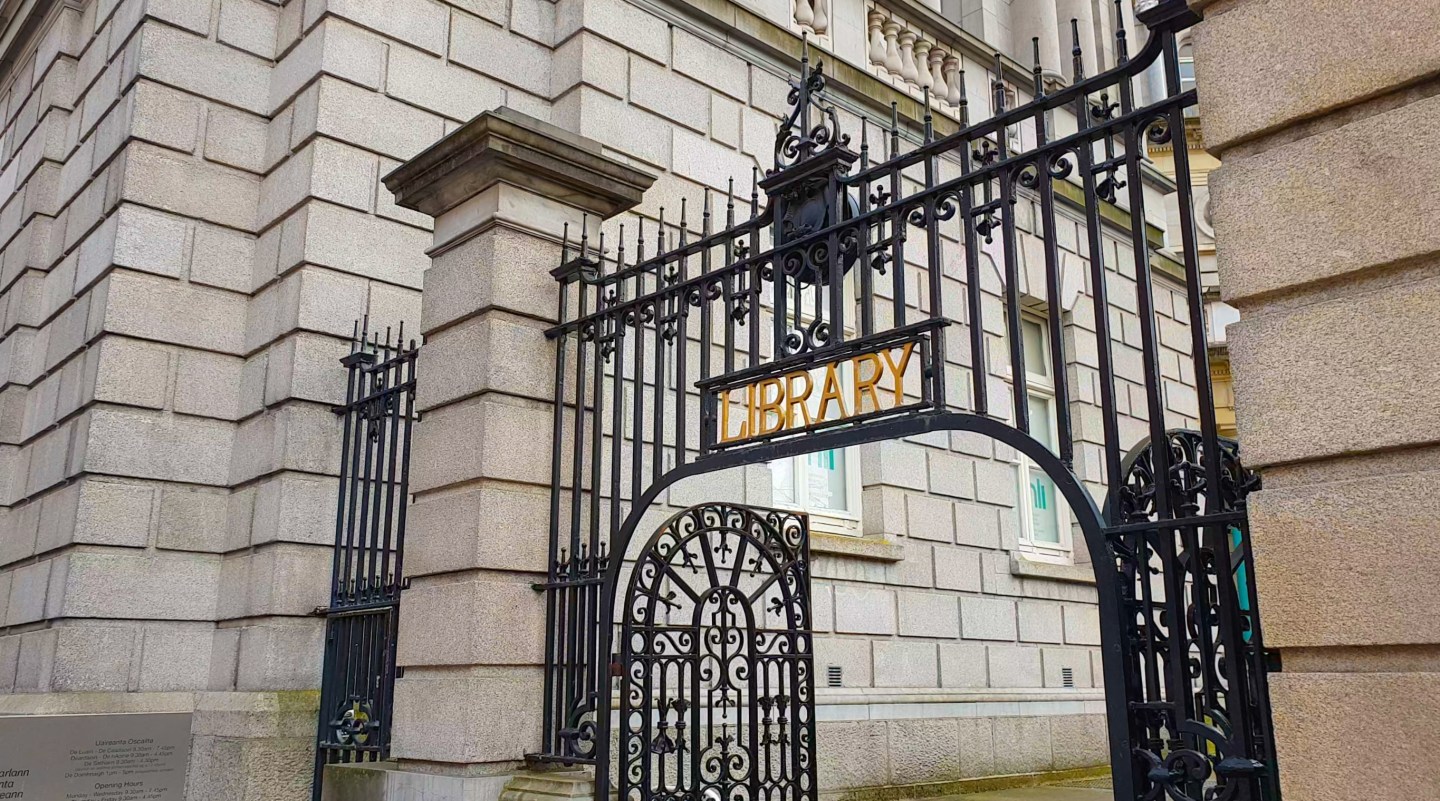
left=860, top=117, right=869, bottom=168
left=702, top=188, right=712, bottom=235
left=1114, top=0, right=1129, bottom=63
left=657, top=206, right=666, bottom=253
left=888, top=101, right=899, bottom=159
left=579, top=214, right=589, bottom=260
left=750, top=167, right=759, bottom=219
left=1032, top=37, right=1044, bottom=97
left=922, top=86, right=933, bottom=142
left=1071, top=19, right=1085, bottom=82
left=617, top=223, right=626, bottom=268
left=957, top=70, right=969, bottom=126
left=726, top=178, right=736, bottom=227
left=992, top=52, right=1005, bottom=114
left=561, top=222, right=570, bottom=264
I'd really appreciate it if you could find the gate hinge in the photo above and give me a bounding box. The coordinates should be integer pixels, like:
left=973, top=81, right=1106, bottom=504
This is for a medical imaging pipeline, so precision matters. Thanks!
left=395, top=666, right=406, bottom=679
left=1263, top=648, right=1282, bottom=672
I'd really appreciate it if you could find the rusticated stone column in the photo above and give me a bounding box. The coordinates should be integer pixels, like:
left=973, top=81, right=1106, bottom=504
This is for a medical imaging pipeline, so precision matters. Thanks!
left=1189, top=0, right=1440, bottom=798
left=322, top=108, right=651, bottom=800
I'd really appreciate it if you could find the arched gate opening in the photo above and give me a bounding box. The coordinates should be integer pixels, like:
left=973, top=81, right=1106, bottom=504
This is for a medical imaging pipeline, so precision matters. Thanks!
left=537, top=3, right=1280, bottom=800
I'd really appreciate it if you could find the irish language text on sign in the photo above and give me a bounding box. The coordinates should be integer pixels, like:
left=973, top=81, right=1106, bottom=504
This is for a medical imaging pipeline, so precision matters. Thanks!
left=712, top=338, right=923, bottom=447
left=0, top=712, right=190, bottom=801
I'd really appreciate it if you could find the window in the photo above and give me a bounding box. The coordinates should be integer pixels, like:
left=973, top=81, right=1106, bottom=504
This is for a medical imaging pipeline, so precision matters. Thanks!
left=1179, top=42, right=1198, bottom=118
left=1016, top=314, right=1072, bottom=560
left=770, top=361, right=863, bottom=536
left=771, top=447, right=862, bottom=535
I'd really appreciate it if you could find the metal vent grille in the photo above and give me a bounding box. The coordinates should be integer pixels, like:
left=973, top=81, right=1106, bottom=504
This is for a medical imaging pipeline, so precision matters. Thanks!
left=826, top=665, right=843, bottom=687
left=1061, top=667, right=1075, bottom=688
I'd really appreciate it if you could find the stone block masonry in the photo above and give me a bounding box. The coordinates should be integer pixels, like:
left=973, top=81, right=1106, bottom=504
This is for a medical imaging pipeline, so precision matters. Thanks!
left=1193, top=0, right=1440, bottom=798
left=0, top=0, right=1200, bottom=799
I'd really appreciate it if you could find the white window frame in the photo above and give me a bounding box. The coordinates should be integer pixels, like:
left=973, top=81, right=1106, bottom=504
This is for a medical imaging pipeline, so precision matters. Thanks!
left=1015, top=312, right=1074, bottom=562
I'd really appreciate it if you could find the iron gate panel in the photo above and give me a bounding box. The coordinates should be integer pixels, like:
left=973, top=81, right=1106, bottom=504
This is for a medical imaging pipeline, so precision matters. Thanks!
left=1110, top=431, right=1279, bottom=801
left=619, top=504, right=815, bottom=801
left=538, top=1, right=1281, bottom=800
left=312, top=325, right=419, bottom=800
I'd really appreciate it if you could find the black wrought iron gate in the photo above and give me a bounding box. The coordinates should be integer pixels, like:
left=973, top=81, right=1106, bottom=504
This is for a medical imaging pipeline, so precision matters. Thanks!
left=619, top=504, right=816, bottom=801
left=312, top=325, right=419, bottom=800
left=537, top=1, right=1280, bottom=800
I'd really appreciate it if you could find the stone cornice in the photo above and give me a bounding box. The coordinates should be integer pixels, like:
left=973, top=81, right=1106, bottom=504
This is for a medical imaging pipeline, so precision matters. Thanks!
left=383, top=107, right=656, bottom=221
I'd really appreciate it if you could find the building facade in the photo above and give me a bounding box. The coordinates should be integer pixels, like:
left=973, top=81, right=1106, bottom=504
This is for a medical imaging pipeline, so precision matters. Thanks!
left=0, top=1, right=1210, bottom=800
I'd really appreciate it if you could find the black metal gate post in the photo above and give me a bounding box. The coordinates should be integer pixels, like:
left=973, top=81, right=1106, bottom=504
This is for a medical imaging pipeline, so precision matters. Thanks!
left=312, top=323, right=419, bottom=800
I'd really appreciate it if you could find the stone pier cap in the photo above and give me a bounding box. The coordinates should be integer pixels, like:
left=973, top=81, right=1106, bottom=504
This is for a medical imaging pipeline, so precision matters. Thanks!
left=383, top=107, right=654, bottom=225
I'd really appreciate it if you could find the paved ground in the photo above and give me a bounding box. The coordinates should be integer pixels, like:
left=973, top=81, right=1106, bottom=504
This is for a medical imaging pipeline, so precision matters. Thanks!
left=937, top=788, right=1112, bottom=801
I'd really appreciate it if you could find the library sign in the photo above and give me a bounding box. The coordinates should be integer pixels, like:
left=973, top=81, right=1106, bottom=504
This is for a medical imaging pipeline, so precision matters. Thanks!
left=704, top=335, right=928, bottom=450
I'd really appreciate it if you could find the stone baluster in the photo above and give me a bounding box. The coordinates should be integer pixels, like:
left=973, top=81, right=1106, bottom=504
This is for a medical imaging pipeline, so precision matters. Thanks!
left=794, top=0, right=814, bottom=31
left=943, top=55, right=962, bottom=106
left=929, top=48, right=949, bottom=100
left=914, top=39, right=934, bottom=91
left=883, top=20, right=903, bottom=74
left=812, top=0, right=828, bottom=34
left=867, top=11, right=887, bottom=65
left=897, top=30, right=918, bottom=83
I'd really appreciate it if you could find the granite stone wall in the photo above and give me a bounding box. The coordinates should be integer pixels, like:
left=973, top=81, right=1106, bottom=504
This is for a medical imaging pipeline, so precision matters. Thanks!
left=0, top=0, right=1207, bottom=798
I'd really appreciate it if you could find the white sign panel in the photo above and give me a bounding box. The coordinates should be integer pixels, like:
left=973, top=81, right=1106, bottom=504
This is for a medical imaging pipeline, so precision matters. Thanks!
left=0, top=712, right=191, bottom=801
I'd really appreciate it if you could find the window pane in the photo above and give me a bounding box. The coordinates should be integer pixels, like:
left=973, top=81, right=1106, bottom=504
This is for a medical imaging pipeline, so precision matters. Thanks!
left=1027, top=394, right=1054, bottom=450
left=1021, top=318, right=1048, bottom=379
left=805, top=450, right=848, bottom=513
left=771, top=460, right=796, bottom=507
left=1027, top=465, right=1062, bottom=544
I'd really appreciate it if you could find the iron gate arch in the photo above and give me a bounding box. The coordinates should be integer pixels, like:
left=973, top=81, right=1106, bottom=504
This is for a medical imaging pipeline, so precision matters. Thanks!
left=618, top=503, right=816, bottom=801
left=537, top=1, right=1280, bottom=800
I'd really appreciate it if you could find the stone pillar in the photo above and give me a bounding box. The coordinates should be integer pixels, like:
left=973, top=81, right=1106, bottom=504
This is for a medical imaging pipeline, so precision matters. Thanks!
left=1190, top=1, right=1440, bottom=798
left=323, top=109, right=651, bottom=799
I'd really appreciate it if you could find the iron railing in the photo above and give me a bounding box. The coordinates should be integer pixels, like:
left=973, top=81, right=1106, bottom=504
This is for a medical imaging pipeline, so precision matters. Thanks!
left=539, top=1, right=1279, bottom=799
left=312, top=324, right=419, bottom=801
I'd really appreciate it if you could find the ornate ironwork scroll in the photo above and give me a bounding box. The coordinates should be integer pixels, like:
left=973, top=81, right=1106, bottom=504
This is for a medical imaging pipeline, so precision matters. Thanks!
left=312, top=323, right=418, bottom=801
left=1110, top=431, right=1279, bottom=801
left=619, top=504, right=815, bottom=801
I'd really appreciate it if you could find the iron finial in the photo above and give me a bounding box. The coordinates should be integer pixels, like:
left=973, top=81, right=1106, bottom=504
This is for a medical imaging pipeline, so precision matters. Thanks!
left=1032, top=37, right=1044, bottom=96
left=860, top=117, right=869, bottom=168
left=922, top=86, right=933, bottom=142
left=991, top=51, right=1006, bottom=114
left=1071, top=19, right=1085, bottom=83
left=1115, top=0, right=1129, bottom=63
left=888, top=101, right=899, bottom=159
left=957, top=70, right=969, bottom=126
